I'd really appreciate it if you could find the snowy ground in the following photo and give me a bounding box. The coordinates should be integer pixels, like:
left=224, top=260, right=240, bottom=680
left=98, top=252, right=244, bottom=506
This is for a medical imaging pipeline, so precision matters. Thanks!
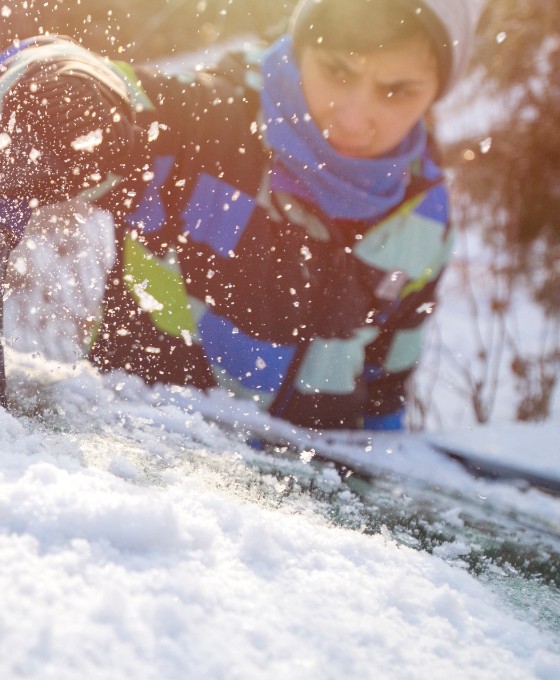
left=1, top=347, right=560, bottom=680
left=0, top=45, right=559, bottom=680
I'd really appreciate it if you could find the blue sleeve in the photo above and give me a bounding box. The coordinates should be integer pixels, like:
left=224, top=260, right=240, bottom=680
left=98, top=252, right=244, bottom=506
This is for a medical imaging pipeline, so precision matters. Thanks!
left=362, top=362, right=408, bottom=431
left=363, top=410, right=406, bottom=431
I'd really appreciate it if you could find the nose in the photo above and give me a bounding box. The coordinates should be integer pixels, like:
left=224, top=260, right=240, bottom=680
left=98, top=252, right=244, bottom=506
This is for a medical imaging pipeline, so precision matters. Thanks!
left=331, top=89, right=375, bottom=139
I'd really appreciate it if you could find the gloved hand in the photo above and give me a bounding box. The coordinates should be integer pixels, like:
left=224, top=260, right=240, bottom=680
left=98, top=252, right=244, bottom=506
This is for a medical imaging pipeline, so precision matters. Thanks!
left=0, top=43, right=137, bottom=202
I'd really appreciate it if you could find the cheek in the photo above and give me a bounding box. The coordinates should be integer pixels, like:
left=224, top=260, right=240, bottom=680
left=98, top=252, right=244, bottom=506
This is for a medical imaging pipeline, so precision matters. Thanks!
left=304, top=88, right=330, bottom=127
left=302, top=72, right=332, bottom=123
left=382, top=103, right=427, bottom=133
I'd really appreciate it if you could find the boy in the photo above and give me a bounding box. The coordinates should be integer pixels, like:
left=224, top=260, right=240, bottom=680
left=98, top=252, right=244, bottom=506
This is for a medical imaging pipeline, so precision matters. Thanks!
left=1, top=1, right=486, bottom=430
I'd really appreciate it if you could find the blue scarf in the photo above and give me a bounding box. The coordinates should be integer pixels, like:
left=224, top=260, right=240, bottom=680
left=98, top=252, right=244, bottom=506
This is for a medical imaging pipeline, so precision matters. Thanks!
left=260, top=37, right=427, bottom=222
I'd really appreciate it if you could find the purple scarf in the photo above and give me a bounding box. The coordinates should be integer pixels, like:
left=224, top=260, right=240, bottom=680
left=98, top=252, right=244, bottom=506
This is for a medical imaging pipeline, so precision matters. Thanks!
left=260, top=37, right=427, bottom=221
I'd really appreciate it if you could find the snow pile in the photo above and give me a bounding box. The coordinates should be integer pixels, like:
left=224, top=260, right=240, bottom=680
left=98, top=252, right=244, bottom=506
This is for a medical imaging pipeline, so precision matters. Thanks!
left=0, top=359, right=559, bottom=679
left=0, top=351, right=558, bottom=679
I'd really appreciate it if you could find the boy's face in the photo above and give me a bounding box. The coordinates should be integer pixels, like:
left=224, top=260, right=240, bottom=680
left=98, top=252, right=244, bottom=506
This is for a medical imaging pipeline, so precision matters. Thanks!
left=300, top=38, right=439, bottom=158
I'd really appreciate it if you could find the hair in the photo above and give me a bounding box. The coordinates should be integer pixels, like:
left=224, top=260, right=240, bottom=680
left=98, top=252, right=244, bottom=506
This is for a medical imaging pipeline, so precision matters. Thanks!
left=291, top=0, right=448, bottom=90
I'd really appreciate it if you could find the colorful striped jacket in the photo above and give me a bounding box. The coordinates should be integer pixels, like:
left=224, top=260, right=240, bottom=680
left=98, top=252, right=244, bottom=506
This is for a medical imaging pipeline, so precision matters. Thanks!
left=86, top=49, right=454, bottom=430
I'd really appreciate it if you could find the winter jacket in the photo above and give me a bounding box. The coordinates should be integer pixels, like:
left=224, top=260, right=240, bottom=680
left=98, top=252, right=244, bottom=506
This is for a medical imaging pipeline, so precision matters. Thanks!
left=88, top=47, right=454, bottom=430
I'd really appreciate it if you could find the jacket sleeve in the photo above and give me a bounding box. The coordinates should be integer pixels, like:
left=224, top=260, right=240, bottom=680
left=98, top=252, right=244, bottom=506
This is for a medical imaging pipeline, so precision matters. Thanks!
left=362, top=231, right=454, bottom=430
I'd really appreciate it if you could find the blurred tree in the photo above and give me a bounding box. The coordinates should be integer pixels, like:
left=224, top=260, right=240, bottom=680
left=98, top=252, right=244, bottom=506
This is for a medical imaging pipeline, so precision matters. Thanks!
left=433, top=0, right=560, bottom=424
left=447, top=0, right=560, bottom=245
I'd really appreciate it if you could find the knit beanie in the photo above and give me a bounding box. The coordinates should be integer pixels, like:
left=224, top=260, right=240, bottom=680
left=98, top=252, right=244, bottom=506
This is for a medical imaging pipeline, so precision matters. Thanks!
left=290, top=0, right=487, bottom=98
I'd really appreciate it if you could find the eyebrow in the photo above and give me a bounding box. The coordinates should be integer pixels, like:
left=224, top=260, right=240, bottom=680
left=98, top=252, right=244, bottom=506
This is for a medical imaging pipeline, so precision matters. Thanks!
left=378, top=77, right=428, bottom=89
left=322, top=52, right=429, bottom=86
left=322, top=52, right=359, bottom=73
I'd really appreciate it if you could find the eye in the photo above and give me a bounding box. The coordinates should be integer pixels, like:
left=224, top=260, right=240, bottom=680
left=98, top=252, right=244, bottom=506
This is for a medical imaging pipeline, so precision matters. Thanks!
left=384, top=86, right=403, bottom=99
left=382, top=84, right=415, bottom=100
left=319, top=58, right=351, bottom=85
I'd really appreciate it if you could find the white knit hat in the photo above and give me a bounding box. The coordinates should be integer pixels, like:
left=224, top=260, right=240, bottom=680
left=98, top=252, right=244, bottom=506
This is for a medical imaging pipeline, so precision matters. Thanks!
left=290, top=0, right=488, bottom=97
left=412, top=0, right=488, bottom=96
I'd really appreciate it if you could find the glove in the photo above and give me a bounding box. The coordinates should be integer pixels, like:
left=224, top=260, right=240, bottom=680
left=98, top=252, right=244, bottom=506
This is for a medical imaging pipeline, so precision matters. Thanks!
left=0, top=42, right=137, bottom=202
